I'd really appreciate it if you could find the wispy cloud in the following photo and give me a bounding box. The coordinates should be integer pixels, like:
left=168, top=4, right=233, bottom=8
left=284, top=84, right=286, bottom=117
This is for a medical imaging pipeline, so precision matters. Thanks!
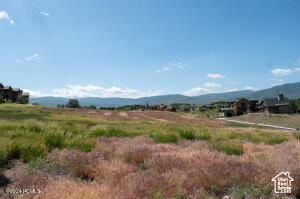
left=0, top=11, right=15, bottom=25
left=244, top=86, right=256, bottom=91
left=204, top=82, right=221, bottom=88
left=207, top=73, right=225, bottom=79
left=155, top=62, right=187, bottom=73
left=168, top=62, right=186, bottom=69
left=40, top=11, right=50, bottom=17
left=270, top=67, right=300, bottom=76
left=183, top=87, right=210, bottom=96
left=271, top=68, right=292, bottom=76
left=24, top=85, right=164, bottom=98
left=16, top=53, right=39, bottom=62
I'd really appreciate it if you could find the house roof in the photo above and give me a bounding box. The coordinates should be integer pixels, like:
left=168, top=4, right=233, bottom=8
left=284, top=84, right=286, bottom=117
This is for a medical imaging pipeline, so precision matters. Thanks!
left=4, top=86, right=12, bottom=90
left=13, top=88, right=21, bottom=92
left=262, top=98, right=289, bottom=107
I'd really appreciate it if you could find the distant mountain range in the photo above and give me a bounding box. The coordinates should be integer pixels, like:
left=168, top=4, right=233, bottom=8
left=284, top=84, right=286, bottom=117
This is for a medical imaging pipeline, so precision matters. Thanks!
left=30, top=82, right=300, bottom=108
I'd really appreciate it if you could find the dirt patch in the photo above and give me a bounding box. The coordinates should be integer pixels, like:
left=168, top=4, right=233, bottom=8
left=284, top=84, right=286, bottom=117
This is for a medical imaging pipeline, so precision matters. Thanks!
left=45, top=108, right=227, bottom=126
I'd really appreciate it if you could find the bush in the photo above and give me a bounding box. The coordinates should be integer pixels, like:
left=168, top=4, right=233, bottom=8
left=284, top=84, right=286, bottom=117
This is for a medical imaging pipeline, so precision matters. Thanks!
left=45, top=133, right=65, bottom=151
left=20, top=144, right=46, bottom=162
left=66, top=139, right=95, bottom=152
left=151, top=132, right=178, bottom=143
left=90, top=128, right=107, bottom=137
left=7, top=143, right=22, bottom=159
left=195, top=127, right=212, bottom=140
left=266, top=136, right=289, bottom=145
left=294, top=132, right=300, bottom=140
left=0, top=147, right=8, bottom=168
left=210, top=141, right=244, bottom=156
left=178, top=129, right=196, bottom=140
left=91, top=128, right=138, bottom=138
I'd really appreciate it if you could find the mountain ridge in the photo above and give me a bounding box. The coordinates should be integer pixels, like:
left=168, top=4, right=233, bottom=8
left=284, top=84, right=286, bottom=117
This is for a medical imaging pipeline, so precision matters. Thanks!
left=30, top=82, right=300, bottom=107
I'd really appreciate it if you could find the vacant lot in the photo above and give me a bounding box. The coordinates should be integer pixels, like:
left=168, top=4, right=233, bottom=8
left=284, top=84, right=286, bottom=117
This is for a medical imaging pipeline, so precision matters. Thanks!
left=0, top=104, right=299, bottom=199
left=234, top=113, right=300, bottom=129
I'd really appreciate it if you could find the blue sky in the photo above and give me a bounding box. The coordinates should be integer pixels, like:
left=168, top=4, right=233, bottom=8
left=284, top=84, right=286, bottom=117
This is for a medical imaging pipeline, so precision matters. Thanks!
left=1, top=0, right=300, bottom=98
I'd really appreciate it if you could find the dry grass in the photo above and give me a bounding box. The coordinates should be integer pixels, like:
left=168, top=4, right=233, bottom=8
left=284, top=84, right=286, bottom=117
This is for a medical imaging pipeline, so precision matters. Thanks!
left=7, top=136, right=294, bottom=199
left=1, top=104, right=299, bottom=198
left=234, top=113, right=300, bottom=129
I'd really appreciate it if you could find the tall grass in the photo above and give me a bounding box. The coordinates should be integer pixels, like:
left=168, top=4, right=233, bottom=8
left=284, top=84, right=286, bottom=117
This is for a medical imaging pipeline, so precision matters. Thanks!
left=210, top=141, right=244, bottom=156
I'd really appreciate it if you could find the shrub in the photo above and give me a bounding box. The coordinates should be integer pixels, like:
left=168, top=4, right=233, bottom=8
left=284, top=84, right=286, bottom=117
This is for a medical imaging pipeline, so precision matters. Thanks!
left=210, top=141, right=244, bottom=156
left=195, top=127, right=212, bottom=140
left=266, top=135, right=289, bottom=145
left=45, top=133, right=65, bottom=151
left=66, top=139, right=95, bottom=152
left=7, top=142, right=22, bottom=159
left=90, top=128, right=107, bottom=137
left=178, top=128, right=196, bottom=140
left=294, top=132, right=300, bottom=140
left=20, top=144, right=46, bottom=162
left=0, top=147, right=8, bottom=168
left=151, top=132, right=178, bottom=143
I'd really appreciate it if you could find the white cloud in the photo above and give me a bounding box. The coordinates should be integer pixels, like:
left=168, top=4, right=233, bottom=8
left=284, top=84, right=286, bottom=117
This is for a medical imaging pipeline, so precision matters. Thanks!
left=25, top=85, right=164, bottom=98
left=226, top=88, right=239, bottom=92
left=40, top=12, right=50, bottom=17
left=207, top=73, right=225, bottom=79
left=244, top=86, right=256, bottom=91
left=0, top=11, right=15, bottom=25
left=271, top=67, right=300, bottom=76
left=155, top=70, right=161, bottom=73
left=271, top=68, right=292, bottom=76
left=204, top=82, right=221, bottom=88
left=17, top=53, right=39, bottom=62
left=163, top=67, right=171, bottom=71
left=183, top=87, right=210, bottom=96
left=168, top=62, right=186, bottom=69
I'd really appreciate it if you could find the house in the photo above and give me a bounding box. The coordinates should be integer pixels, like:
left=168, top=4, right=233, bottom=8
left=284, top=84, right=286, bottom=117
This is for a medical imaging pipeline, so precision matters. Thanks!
left=21, top=92, right=30, bottom=104
left=272, top=172, right=294, bottom=193
left=0, top=83, right=29, bottom=104
left=260, top=94, right=290, bottom=114
left=12, top=88, right=23, bottom=103
left=3, top=86, right=13, bottom=102
left=219, top=98, right=254, bottom=117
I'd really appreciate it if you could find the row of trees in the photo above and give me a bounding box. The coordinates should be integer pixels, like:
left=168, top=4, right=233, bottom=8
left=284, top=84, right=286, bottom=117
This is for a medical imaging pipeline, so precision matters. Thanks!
left=289, top=99, right=300, bottom=113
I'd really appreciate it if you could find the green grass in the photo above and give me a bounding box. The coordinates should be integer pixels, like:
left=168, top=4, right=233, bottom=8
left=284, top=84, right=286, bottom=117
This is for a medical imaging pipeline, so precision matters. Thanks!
left=210, top=141, right=244, bottom=156
left=45, top=132, right=65, bottom=151
left=228, top=185, right=273, bottom=199
left=150, top=131, right=179, bottom=143
left=294, top=132, right=300, bottom=140
left=0, top=104, right=295, bottom=168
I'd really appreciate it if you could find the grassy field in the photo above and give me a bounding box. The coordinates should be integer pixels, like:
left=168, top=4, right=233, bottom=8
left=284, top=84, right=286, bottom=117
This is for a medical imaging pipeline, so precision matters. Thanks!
left=0, top=104, right=299, bottom=199
left=233, top=113, right=300, bottom=129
